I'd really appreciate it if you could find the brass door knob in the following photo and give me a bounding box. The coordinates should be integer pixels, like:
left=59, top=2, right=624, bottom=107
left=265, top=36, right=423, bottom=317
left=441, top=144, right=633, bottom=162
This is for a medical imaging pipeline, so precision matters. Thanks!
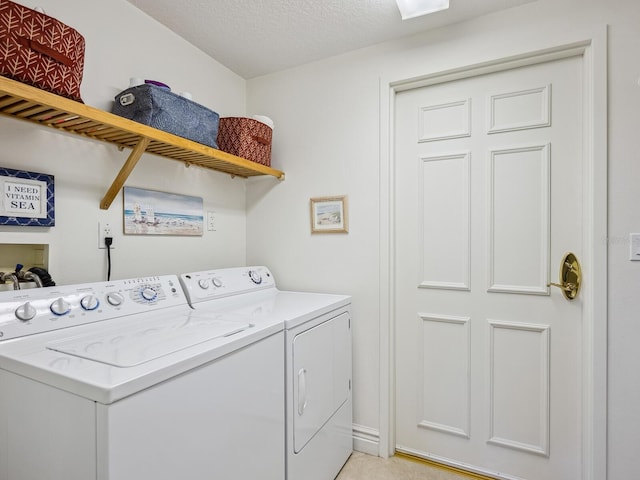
left=548, top=252, right=581, bottom=300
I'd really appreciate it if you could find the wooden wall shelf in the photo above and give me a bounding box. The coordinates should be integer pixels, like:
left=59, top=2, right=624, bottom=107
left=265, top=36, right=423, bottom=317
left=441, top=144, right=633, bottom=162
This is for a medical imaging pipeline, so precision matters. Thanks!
left=0, top=77, right=285, bottom=210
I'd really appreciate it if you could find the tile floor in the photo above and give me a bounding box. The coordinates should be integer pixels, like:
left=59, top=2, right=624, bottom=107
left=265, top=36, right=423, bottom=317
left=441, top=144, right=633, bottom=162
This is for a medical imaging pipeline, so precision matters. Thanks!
left=336, top=452, right=473, bottom=480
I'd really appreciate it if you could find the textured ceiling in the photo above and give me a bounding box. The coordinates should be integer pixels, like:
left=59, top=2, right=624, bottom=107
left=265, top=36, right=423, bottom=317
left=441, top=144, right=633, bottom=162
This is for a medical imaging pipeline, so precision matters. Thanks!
left=125, top=0, right=534, bottom=79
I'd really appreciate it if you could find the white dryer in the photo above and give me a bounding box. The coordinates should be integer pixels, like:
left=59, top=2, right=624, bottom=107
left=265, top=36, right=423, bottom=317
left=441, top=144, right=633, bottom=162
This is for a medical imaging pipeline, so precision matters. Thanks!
left=0, top=274, right=284, bottom=480
left=180, top=266, right=353, bottom=480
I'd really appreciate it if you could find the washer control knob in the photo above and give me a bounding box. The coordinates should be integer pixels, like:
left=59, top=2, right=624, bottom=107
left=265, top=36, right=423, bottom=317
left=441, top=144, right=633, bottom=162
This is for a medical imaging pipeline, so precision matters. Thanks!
left=141, top=287, right=157, bottom=302
left=50, top=298, right=71, bottom=316
left=80, top=295, right=100, bottom=311
left=248, top=270, right=262, bottom=285
left=15, top=302, right=37, bottom=322
left=106, top=292, right=124, bottom=306
left=198, top=279, right=210, bottom=289
left=212, top=277, right=223, bottom=288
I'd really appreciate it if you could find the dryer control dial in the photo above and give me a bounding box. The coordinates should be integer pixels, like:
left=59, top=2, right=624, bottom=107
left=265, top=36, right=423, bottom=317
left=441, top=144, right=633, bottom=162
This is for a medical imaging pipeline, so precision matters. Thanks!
left=198, top=279, right=210, bottom=289
left=80, top=294, right=100, bottom=311
left=248, top=270, right=262, bottom=285
left=50, top=298, right=71, bottom=316
left=15, top=302, right=37, bottom=322
left=212, top=277, right=223, bottom=288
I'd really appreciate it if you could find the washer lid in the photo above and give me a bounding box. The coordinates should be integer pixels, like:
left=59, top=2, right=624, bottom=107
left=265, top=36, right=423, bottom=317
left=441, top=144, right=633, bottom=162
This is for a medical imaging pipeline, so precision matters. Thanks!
left=46, top=315, right=251, bottom=367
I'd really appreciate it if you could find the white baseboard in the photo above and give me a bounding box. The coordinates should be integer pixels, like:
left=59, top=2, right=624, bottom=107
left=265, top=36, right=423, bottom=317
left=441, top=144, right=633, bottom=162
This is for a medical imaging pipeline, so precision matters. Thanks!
left=352, top=423, right=380, bottom=456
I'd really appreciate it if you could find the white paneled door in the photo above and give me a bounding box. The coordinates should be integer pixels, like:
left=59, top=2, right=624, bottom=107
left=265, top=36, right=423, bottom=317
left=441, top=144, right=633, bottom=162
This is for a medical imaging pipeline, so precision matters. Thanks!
left=394, top=56, right=584, bottom=480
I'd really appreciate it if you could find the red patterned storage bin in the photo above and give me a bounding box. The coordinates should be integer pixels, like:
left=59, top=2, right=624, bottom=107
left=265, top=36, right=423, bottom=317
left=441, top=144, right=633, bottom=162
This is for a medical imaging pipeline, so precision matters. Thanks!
left=217, top=117, right=272, bottom=167
left=0, top=0, right=85, bottom=102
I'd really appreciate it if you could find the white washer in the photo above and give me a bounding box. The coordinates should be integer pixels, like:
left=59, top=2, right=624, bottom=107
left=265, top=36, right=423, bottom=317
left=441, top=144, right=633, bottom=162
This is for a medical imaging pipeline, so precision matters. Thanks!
left=179, top=266, right=353, bottom=480
left=0, top=274, right=284, bottom=480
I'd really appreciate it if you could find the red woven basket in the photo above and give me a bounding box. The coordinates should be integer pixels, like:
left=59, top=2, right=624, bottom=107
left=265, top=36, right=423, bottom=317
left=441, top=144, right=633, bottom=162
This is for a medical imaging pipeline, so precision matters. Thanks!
left=0, top=0, right=85, bottom=102
left=217, top=117, right=272, bottom=167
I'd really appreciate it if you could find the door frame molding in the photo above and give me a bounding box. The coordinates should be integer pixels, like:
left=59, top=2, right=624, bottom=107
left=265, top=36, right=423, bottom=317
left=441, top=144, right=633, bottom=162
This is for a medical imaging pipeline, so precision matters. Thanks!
left=378, top=30, right=608, bottom=480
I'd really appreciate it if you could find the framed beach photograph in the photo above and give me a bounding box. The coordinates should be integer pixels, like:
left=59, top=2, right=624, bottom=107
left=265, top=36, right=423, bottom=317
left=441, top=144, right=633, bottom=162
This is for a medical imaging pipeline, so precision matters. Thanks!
left=310, top=195, right=348, bottom=234
left=0, top=167, right=54, bottom=227
left=123, top=187, right=204, bottom=236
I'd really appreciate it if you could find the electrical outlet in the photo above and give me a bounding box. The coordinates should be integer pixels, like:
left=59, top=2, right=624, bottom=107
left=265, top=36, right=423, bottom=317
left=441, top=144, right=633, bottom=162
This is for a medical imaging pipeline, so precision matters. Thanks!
left=98, top=221, right=114, bottom=249
left=207, top=211, right=216, bottom=231
left=631, top=233, right=640, bottom=261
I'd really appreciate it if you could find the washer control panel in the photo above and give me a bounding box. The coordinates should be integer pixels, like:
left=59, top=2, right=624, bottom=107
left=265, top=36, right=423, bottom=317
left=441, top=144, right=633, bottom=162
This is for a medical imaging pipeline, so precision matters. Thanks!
left=180, top=266, right=275, bottom=305
left=0, top=275, right=186, bottom=341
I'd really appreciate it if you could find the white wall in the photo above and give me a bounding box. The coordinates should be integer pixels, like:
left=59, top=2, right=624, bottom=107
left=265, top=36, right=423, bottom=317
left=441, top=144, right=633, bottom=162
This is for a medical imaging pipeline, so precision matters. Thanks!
left=246, top=0, right=640, bottom=477
left=0, top=0, right=248, bottom=284
left=246, top=59, right=382, bottom=446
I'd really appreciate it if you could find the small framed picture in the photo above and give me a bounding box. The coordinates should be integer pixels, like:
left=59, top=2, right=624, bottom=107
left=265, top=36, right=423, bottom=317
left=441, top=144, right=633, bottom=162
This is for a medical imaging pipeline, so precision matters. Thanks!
left=310, top=195, right=348, bottom=234
left=0, top=167, right=54, bottom=227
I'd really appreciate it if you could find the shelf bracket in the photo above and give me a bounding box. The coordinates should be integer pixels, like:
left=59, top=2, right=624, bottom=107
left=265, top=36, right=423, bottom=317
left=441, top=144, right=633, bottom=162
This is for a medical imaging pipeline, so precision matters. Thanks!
left=100, top=136, right=151, bottom=210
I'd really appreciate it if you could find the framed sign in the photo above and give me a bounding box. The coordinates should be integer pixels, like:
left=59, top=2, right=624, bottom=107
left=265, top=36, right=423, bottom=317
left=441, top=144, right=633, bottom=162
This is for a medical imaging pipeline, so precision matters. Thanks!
left=0, top=167, right=54, bottom=227
left=310, top=195, right=348, bottom=234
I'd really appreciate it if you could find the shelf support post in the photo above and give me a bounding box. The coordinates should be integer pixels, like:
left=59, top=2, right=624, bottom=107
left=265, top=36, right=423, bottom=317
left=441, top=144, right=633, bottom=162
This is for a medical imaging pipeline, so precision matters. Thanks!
left=100, top=137, right=151, bottom=209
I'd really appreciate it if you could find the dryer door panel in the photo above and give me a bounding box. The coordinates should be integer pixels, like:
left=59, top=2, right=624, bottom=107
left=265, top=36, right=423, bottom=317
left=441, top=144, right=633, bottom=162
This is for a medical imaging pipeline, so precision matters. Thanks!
left=292, top=312, right=351, bottom=453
